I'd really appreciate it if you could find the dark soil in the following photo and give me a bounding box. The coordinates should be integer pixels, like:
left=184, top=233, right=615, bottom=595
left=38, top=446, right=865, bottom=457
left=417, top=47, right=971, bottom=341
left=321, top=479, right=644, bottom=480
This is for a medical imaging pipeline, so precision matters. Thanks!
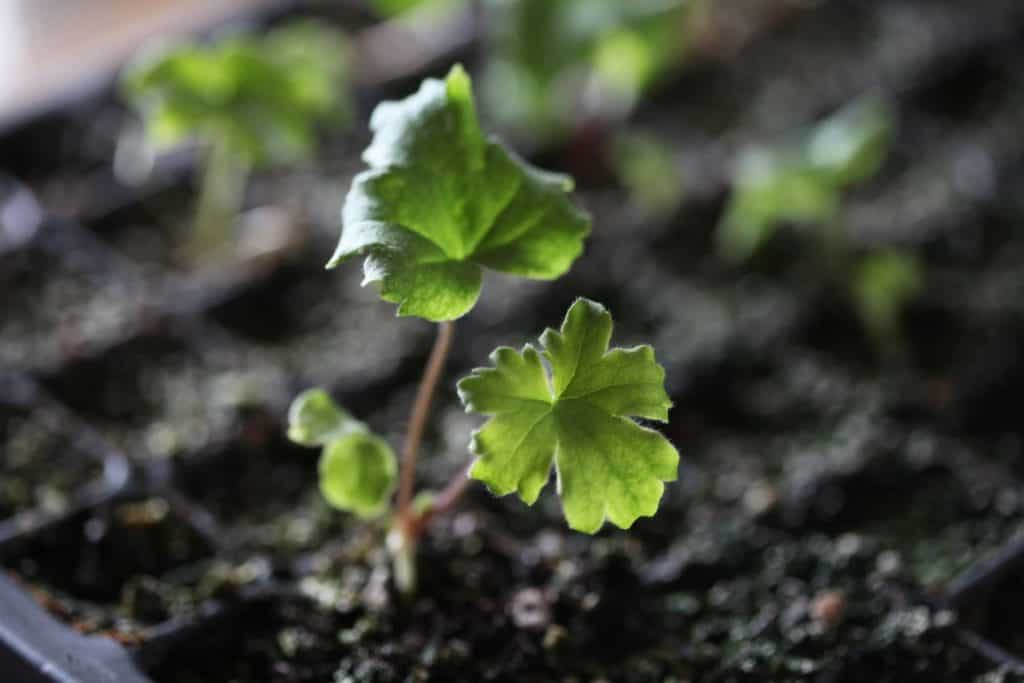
left=4, top=1, right=1024, bottom=681
left=0, top=399, right=104, bottom=522
left=0, top=220, right=168, bottom=374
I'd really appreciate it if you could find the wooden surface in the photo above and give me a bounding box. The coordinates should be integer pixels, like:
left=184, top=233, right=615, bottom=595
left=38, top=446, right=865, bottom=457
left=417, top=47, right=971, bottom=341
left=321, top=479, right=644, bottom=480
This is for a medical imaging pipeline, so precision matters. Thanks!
left=0, top=0, right=277, bottom=129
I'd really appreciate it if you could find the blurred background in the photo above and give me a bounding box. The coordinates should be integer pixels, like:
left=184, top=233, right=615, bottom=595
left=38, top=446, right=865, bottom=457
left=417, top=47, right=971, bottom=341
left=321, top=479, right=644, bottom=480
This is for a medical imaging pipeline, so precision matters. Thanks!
left=4, top=1, right=1024, bottom=681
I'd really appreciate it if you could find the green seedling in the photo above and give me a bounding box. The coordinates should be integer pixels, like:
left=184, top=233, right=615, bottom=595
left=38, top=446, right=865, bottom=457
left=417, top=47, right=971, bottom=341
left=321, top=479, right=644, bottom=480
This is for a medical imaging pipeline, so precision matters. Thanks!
left=850, top=249, right=922, bottom=351
left=718, top=95, right=892, bottom=263
left=481, top=0, right=691, bottom=139
left=717, top=95, right=920, bottom=351
left=123, top=20, right=352, bottom=261
left=289, top=66, right=678, bottom=595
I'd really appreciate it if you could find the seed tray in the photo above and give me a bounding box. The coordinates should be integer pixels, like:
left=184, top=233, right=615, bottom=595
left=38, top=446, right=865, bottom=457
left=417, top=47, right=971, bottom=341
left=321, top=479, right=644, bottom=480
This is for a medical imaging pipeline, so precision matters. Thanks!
left=4, top=1, right=1024, bottom=680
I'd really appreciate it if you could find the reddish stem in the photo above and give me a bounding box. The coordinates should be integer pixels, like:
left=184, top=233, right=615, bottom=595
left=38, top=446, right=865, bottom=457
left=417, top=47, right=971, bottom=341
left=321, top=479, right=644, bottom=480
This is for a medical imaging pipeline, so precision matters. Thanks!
left=396, top=320, right=454, bottom=526
left=407, top=462, right=472, bottom=537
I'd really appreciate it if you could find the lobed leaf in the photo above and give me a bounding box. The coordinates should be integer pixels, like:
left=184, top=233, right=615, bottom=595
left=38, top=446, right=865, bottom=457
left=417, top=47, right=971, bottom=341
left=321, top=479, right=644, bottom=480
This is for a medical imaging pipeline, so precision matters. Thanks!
left=458, top=298, right=678, bottom=533
left=329, top=65, right=591, bottom=322
left=851, top=250, right=921, bottom=344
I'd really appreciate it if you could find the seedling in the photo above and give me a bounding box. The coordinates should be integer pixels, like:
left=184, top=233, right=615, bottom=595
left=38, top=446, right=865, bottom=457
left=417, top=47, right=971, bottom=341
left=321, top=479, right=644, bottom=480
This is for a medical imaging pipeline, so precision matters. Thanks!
left=289, top=66, right=678, bottom=595
left=717, top=95, right=921, bottom=351
left=482, top=0, right=691, bottom=139
left=123, top=20, right=352, bottom=261
left=717, top=95, right=892, bottom=263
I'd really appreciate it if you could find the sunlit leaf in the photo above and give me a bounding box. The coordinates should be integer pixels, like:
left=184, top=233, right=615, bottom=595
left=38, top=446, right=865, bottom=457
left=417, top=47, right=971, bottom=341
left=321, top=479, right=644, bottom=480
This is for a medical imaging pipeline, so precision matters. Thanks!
left=329, top=65, right=591, bottom=321
left=718, top=94, right=894, bottom=262
left=458, top=298, right=678, bottom=533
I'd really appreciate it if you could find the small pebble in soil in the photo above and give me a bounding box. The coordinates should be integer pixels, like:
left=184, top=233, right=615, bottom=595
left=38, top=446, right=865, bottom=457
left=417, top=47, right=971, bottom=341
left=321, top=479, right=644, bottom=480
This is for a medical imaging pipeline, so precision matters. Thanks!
left=543, top=624, right=568, bottom=650
left=114, top=498, right=169, bottom=526
left=509, top=587, right=550, bottom=631
left=810, top=589, right=846, bottom=626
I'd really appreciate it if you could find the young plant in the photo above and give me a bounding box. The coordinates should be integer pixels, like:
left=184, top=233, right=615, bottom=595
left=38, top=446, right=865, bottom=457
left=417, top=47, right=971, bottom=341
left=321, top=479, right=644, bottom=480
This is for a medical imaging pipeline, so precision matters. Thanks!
left=717, top=95, right=893, bottom=263
left=481, top=0, right=692, bottom=140
left=717, top=95, right=921, bottom=351
left=289, top=65, right=678, bottom=595
left=122, top=20, right=352, bottom=261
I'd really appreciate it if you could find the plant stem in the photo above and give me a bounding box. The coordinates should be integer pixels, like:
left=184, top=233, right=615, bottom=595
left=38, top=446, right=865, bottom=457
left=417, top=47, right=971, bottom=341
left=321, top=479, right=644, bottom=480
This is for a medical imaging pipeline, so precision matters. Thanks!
left=189, top=138, right=248, bottom=262
left=407, top=462, right=471, bottom=537
left=387, top=525, right=418, bottom=598
left=390, top=320, right=454, bottom=597
left=396, top=320, right=455, bottom=523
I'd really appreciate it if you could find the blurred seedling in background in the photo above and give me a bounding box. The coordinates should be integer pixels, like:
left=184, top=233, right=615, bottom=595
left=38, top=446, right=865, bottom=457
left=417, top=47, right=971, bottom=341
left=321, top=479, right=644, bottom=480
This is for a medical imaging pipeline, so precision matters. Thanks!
left=366, top=0, right=695, bottom=190
left=288, top=66, right=679, bottom=595
left=367, top=0, right=461, bottom=18
left=717, top=95, right=922, bottom=353
left=481, top=0, right=694, bottom=143
left=122, top=19, right=352, bottom=263
left=611, top=128, right=686, bottom=217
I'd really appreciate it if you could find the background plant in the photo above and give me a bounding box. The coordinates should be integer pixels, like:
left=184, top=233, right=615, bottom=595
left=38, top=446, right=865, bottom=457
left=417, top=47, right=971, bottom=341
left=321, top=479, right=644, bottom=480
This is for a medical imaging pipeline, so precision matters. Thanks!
left=717, top=94, right=921, bottom=352
left=480, top=0, right=693, bottom=141
left=122, top=19, right=352, bottom=261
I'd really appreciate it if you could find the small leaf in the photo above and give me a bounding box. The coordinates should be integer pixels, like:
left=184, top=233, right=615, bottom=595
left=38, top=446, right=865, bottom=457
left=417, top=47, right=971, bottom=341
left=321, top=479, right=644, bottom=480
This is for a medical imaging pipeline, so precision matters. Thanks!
left=807, top=95, right=892, bottom=187
left=851, top=250, right=921, bottom=344
left=287, top=389, right=397, bottom=518
left=287, top=388, right=361, bottom=446
left=458, top=298, right=678, bottom=533
left=329, top=64, right=591, bottom=321
left=319, top=432, right=397, bottom=518
left=482, top=0, right=690, bottom=137
left=717, top=95, right=893, bottom=263
left=717, top=148, right=839, bottom=263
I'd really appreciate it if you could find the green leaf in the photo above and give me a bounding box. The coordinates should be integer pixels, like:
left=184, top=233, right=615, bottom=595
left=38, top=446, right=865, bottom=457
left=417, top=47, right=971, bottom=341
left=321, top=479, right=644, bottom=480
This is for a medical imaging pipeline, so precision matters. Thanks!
left=287, top=389, right=397, bottom=518
left=807, top=95, right=892, bottom=188
left=457, top=298, right=678, bottom=533
left=328, top=64, right=591, bottom=322
left=319, top=432, right=397, bottom=518
left=717, top=94, right=893, bottom=263
left=717, top=148, right=839, bottom=263
left=851, top=250, right=921, bottom=344
left=287, top=388, right=362, bottom=446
